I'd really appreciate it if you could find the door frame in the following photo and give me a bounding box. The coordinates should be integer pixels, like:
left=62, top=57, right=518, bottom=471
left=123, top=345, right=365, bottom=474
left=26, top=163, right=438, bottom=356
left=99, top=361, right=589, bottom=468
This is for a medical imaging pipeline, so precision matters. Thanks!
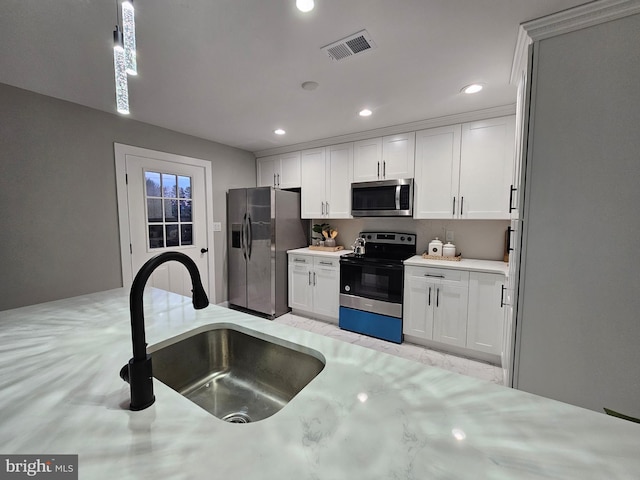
left=114, top=143, right=216, bottom=300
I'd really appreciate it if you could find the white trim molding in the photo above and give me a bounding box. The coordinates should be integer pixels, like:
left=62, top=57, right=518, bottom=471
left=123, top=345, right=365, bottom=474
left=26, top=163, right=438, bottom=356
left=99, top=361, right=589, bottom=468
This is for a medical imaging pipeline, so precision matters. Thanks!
left=511, top=0, right=640, bottom=83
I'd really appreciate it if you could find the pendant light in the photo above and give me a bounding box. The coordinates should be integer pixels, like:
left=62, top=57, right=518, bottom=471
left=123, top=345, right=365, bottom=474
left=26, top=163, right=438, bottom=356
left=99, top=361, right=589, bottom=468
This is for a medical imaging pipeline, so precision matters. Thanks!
left=113, top=25, right=129, bottom=115
left=122, top=0, right=137, bottom=75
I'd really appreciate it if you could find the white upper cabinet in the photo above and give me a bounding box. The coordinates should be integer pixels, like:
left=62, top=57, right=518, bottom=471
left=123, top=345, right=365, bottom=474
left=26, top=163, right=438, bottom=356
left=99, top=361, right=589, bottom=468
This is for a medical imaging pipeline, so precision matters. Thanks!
left=414, top=125, right=461, bottom=219
left=326, top=143, right=353, bottom=218
left=353, top=133, right=415, bottom=182
left=256, top=152, right=301, bottom=189
left=414, top=115, right=515, bottom=220
left=459, top=116, right=515, bottom=219
left=301, top=144, right=352, bottom=219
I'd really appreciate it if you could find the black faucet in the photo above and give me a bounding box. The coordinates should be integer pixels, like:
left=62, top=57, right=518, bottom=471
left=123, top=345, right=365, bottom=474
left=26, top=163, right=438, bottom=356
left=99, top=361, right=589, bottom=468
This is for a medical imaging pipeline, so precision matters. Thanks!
left=119, top=251, right=209, bottom=410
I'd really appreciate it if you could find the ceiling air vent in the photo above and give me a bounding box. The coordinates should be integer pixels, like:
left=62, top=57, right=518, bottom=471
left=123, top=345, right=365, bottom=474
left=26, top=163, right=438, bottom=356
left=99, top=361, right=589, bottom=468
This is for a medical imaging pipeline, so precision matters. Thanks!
left=321, top=30, right=376, bottom=62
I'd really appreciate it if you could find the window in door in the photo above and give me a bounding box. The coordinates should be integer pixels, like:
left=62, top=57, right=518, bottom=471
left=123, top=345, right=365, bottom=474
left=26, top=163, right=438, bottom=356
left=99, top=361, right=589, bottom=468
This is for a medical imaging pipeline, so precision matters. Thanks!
left=145, top=171, right=193, bottom=249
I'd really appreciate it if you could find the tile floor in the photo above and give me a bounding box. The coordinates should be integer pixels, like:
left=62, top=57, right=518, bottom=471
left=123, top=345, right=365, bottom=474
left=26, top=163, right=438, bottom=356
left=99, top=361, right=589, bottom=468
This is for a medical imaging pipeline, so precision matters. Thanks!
left=274, top=312, right=504, bottom=385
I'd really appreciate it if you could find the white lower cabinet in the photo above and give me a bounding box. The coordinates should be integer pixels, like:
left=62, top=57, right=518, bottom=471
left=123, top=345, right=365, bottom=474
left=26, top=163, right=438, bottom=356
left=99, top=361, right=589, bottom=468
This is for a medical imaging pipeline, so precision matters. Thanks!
left=404, top=266, right=469, bottom=347
left=288, top=254, right=340, bottom=322
left=403, top=265, right=504, bottom=362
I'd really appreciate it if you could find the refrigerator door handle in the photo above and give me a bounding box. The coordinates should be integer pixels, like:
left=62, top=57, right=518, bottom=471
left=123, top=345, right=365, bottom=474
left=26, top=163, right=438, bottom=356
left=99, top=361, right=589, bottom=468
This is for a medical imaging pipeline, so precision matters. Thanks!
left=241, top=213, right=247, bottom=260
left=246, top=214, right=253, bottom=260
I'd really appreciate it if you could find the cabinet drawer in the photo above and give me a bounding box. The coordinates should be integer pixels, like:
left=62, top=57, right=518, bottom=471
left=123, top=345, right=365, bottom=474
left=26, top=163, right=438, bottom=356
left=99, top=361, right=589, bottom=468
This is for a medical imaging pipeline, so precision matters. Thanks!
left=314, top=257, right=339, bottom=269
left=406, top=266, right=468, bottom=284
left=289, top=254, right=312, bottom=265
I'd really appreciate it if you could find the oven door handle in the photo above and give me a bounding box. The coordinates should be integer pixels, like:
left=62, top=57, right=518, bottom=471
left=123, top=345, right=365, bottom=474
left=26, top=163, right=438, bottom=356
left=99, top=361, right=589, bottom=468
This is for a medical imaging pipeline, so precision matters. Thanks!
left=395, top=185, right=401, bottom=210
left=339, top=259, right=404, bottom=270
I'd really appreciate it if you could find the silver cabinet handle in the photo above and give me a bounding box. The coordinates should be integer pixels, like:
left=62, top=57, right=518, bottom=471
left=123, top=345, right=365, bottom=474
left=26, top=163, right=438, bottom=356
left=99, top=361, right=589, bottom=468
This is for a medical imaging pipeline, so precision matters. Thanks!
left=436, top=288, right=440, bottom=308
left=452, top=197, right=456, bottom=216
left=428, top=286, right=431, bottom=306
left=273, top=173, right=276, bottom=187
left=500, top=285, right=506, bottom=307
left=308, top=271, right=312, bottom=285
left=424, top=274, right=445, bottom=279
left=377, top=161, right=380, bottom=178
left=460, top=196, right=464, bottom=215
left=313, top=272, right=317, bottom=286
left=326, top=202, right=329, bottom=216
left=318, top=261, right=333, bottom=266
left=277, top=173, right=280, bottom=187
left=383, top=160, right=386, bottom=178
left=294, top=258, right=307, bottom=263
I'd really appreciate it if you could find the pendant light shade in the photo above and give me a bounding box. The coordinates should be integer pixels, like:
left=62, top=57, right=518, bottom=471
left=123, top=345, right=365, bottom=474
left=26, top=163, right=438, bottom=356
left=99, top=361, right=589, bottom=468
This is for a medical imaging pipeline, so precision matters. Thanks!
left=113, top=25, right=130, bottom=115
left=122, top=0, right=137, bottom=75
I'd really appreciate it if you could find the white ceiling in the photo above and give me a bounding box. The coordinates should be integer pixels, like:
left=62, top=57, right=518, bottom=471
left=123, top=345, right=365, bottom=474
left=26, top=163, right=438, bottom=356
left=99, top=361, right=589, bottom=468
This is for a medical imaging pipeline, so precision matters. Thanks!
left=0, top=0, right=589, bottom=154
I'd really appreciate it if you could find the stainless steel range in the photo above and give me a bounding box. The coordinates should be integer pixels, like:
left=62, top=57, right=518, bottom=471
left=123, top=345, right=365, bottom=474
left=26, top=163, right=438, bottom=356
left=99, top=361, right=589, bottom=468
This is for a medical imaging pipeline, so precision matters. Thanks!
left=339, top=232, right=416, bottom=343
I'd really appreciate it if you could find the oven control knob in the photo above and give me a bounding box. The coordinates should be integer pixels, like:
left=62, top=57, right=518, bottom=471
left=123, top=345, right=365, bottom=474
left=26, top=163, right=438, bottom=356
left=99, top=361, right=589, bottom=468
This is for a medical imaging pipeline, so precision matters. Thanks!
left=367, top=235, right=372, bottom=240
left=407, top=236, right=412, bottom=242
left=344, top=285, right=351, bottom=292
left=400, top=236, right=405, bottom=241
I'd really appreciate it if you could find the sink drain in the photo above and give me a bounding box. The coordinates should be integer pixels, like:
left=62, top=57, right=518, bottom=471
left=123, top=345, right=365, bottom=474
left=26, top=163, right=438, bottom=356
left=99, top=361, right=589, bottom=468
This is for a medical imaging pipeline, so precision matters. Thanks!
left=221, top=412, right=252, bottom=424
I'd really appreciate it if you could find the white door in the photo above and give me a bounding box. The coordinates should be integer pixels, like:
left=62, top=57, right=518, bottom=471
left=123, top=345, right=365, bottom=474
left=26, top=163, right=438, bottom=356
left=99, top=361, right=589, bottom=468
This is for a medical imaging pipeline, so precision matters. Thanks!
left=288, top=262, right=313, bottom=311
left=432, top=283, right=469, bottom=347
left=353, top=137, right=383, bottom=182
left=125, top=155, right=210, bottom=297
left=313, top=263, right=339, bottom=320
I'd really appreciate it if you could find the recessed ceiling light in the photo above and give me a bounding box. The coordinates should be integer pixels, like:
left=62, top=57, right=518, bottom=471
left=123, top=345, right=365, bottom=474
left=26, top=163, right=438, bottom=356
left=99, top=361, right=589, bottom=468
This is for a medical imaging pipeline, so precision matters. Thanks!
left=296, top=0, right=314, bottom=12
left=301, top=81, right=319, bottom=91
left=274, top=128, right=286, bottom=135
left=462, top=84, right=483, bottom=94
left=359, top=108, right=372, bottom=117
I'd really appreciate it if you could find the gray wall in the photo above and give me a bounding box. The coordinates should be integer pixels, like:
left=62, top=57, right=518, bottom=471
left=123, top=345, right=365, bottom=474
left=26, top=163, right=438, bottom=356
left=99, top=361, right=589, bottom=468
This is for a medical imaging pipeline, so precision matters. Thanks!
left=0, top=83, right=256, bottom=311
left=515, top=14, right=640, bottom=416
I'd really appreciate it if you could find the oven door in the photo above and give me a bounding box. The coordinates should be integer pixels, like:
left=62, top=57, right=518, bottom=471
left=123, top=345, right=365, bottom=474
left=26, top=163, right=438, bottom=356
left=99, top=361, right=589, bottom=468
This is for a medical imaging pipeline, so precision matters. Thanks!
left=339, top=257, right=404, bottom=306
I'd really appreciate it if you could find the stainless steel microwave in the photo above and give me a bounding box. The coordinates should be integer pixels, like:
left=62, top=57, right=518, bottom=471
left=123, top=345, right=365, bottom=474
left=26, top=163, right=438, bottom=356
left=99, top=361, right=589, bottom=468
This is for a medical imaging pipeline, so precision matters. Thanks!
left=351, top=178, right=413, bottom=217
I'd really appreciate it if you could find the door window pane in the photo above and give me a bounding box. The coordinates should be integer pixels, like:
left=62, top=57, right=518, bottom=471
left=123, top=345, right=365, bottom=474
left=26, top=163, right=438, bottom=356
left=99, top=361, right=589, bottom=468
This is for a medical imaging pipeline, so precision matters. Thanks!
left=181, top=224, right=193, bottom=245
left=166, top=224, right=179, bottom=247
left=164, top=199, right=178, bottom=222
left=178, top=176, right=191, bottom=198
left=147, top=199, right=163, bottom=223
left=179, top=200, right=192, bottom=222
left=162, top=174, right=177, bottom=197
left=146, top=172, right=161, bottom=196
left=149, top=225, right=164, bottom=248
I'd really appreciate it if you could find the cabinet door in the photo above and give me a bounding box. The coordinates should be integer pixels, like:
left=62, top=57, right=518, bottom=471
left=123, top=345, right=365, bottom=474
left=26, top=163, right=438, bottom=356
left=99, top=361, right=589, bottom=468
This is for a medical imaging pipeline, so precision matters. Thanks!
left=300, top=148, right=327, bottom=219
left=326, top=143, right=353, bottom=219
left=353, top=137, right=383, bottom=182
left=403, top=270, right=434, bottom=339
left=313, top=262, right=340, bottom=320
left=279, top=151, right=301, bottom=189
left=414, top=125, right=461, bottom=219
left=466, top=272, right=504, bottom=356
left=257, top=156, right=278, bottom=188
left=381, top=132, right=415, bottom=179
left=432, top=282, right=469, bottom=347
left=459, top=116, right=515, bottom=219
left=288, top=260, right=313, bottom=311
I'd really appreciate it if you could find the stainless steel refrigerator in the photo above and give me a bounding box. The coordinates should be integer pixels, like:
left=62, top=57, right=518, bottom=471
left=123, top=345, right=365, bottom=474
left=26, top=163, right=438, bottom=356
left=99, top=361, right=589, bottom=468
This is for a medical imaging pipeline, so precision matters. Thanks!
left=227, top=187, right=307, bottom=318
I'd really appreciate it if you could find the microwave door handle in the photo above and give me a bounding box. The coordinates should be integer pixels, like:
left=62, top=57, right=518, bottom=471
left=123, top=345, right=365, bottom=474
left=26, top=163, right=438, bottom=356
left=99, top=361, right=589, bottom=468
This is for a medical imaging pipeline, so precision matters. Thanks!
left=395, top=185, right=401, bottom=210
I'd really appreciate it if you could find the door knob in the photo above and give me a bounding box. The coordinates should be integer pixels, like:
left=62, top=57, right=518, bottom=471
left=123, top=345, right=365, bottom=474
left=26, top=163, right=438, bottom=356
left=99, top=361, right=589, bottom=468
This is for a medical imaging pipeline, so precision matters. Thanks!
left=200, top=248, right=209, bottom=254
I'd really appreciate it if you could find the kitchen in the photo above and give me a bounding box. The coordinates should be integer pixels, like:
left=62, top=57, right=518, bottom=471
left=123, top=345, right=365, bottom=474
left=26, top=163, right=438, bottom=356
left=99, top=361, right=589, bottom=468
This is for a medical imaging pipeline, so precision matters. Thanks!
left=1, top=0, right=640, bottom=478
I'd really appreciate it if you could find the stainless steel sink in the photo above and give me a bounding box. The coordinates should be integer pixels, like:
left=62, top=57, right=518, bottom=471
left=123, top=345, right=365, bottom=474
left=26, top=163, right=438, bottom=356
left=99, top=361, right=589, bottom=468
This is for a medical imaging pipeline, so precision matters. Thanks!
left=150, top=324, right=325, bottom=423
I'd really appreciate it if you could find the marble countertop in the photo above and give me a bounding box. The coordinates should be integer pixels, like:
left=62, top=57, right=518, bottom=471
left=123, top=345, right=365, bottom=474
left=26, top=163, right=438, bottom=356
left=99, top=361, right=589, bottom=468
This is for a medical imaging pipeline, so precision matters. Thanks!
left=1, top=288, right=639, bottom=479
left=287, top=247, right=353, bottom=258
left=404, top=255, right=509, bottom=276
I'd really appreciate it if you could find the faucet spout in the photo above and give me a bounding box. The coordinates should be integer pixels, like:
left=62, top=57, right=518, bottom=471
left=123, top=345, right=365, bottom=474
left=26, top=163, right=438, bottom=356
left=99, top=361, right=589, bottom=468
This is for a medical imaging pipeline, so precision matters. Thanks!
left=122, top=251, right=209, bottom=411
